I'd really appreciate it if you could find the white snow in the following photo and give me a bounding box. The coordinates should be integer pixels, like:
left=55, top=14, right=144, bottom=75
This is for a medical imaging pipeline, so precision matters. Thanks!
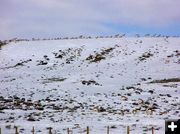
left=0, top=37, right=179, bottom=134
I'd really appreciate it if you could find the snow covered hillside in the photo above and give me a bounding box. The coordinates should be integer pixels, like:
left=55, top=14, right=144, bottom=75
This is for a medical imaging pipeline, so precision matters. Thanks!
left=0, top=37, right=180, bottom=134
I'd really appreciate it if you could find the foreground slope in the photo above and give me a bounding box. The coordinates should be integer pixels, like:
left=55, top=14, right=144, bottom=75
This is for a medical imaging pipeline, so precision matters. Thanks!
left=0, top=37, right=180, bottom=134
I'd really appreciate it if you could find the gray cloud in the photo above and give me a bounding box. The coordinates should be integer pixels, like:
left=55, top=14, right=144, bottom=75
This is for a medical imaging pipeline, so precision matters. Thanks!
left=0, top=0, right=180, bottom=39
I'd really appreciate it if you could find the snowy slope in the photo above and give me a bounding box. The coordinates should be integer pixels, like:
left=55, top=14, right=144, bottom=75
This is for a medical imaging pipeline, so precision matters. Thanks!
left=0, top=37, right=180, bottom=134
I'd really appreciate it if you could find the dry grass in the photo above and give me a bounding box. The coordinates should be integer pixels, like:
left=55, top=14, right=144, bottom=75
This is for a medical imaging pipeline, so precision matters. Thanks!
left=149, top=78, right=180, bottom=84
left=86, top=47, right=115, bottom=63
left=42, top=77, right=66, bottom=84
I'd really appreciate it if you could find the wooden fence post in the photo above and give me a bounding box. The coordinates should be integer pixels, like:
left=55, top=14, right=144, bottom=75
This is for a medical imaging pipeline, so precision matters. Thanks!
left=47, top=127, right=52, bottom=134
left=107, top=126, right=110, bottom=134
left=32, top=126, right=35, bottom=134
left=127, top=126, right=130, bottom=134
left=0, top=127, right=1, bottom=134
left=152, top=127, right=154, bottom=134
left=15, top=126, right=19, bottom=134
left=87, top=126, right=89, bottom=134
left=67, top=128, right=70, bottom=134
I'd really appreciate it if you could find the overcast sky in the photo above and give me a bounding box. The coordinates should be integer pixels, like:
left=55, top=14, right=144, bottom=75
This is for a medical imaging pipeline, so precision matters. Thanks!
left=1, top=0, right=180, bottom=39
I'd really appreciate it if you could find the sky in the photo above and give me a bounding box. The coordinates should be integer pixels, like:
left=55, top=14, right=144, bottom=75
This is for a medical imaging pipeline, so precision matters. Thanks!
left=0, top=0, right=180, bottom=40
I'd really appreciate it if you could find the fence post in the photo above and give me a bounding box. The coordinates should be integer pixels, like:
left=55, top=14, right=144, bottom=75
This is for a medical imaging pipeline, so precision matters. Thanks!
left=47, top=127, right=52, bottom=134
left=67, top=128, right=70, bottom=134
left=15, top=126, right=19, bottom=134
left=32, top=126, right=35, bottom=134
left=127, top=126, right=130, bottom=134
left=87, top=126, right=89, bottom=134
left=152, top=127, right=154, bottom=134
left=0, top=127, right=1, bottom=134
left=107, top=126, right=110, bottom=134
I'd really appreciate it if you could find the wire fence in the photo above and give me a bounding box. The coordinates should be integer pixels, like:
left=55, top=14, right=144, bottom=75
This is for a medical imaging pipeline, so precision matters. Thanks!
left=0, top=126, right=155, bottom=134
